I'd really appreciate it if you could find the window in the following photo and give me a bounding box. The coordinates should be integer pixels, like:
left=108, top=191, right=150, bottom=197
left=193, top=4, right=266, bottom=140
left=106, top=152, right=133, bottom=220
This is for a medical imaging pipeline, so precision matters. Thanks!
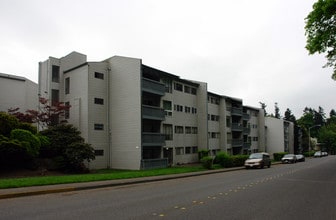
left=163, top=100, right=172, bottom=116
left=174, top=104, right=183, bottom=112
left=65, top=102, right=70, bottom=119
left=174, top=126, right=184, bottom=134
left=185, top=106, right=191, bottom=113
left=192, top=127, right=198, bottom=134
left=94, top=123, right=104, bottom=130
left=185, top=126, right=192, bottom=134
left=95, top=149, right=104, bottom=156
left=176, top=147, right=184, bottom=155
left=191, top=88, right=197, bottom=95
left=52, top=65, right=60, bottom=83
left=192, top=146, right=198, bottom=153
left=174, top=82, right=183, bottom=91
left=192, top=107, right=197, bottom=114
left=163, top=78, right=172, bottom=93
left=163, top=124, right=173, bottom=140
left=94, top=98, right=104, bottom=105
left=51, top=89, right=59, bottom=106
left=184, top=85, right=191, bottom=93
left=94, top=72, right=104, bottom=80
left=65, top=77, right=70, bottom=94
left=185, top=147, right=191, bottom=154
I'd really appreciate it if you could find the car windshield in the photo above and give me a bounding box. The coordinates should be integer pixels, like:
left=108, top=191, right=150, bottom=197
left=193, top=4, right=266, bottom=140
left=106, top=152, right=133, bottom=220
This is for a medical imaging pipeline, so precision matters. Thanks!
left=249, top=153, right=262, bottom=159
left=284, top=154, right=294, bottom=157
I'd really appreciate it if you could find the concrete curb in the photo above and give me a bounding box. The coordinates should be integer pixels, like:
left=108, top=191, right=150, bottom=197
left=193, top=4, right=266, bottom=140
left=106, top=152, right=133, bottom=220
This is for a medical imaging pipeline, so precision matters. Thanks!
left=0, top=166, right=245, bottom=199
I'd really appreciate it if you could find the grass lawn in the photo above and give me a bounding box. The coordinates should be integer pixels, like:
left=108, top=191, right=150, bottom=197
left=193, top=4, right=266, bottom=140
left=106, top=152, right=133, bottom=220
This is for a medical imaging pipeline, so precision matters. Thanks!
left=0, top=166, right=206, bottom=189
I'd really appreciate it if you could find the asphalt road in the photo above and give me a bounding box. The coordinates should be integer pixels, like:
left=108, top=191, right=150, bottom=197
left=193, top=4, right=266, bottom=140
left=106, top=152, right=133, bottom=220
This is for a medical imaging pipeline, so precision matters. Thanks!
left=1, top=156, right=335, bottom=220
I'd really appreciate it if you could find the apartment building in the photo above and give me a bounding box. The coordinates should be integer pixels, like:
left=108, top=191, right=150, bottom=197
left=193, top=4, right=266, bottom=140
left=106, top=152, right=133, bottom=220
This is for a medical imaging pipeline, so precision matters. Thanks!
left=38, top=51, right=292, bottom=170
left=0, top=72, right=38, bottom=113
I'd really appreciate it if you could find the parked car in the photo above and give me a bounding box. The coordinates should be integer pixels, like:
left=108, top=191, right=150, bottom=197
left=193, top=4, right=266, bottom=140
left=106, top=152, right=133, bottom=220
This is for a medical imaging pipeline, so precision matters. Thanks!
left=295, top=154, right=305, bottom=162
left=314, top=151, right=322, bottom=157
left=244, top=152, right=271, bottom=169
left=322, top=151, right=328, bottom=156
left=281, top=154, right=297, bottom=163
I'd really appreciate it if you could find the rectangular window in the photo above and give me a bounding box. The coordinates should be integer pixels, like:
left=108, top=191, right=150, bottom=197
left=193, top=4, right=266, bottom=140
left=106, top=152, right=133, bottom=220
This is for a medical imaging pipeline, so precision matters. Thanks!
left=184, top=85, right=191, bottom=93
left=192, top=127, right=198, bottom=134
left=163, top=78, right=172, bottom=93
left=174, top=126, right=184, bottom=134
left=174, top=104, right=183, bottom=112
left=94, top=123, right=104, bottom=130
left=191, top=88, right=197, bottom=95
left=65, top=77, right=70, bottom=94
left=185, top=126, right=192, bottom=134
left=192, top=146, right=198, bottom=154
left=51, top=89, right=59, bottom=106
left=94, top=98, right=104, bottom=105
left=65, top=102, right=70, bottom=119
left=52, top=65, right=60, bottom=83
left=94, top=149, right=104, bottom=156
left=94, top=72, right=104, bottom=80
left=163, top=100, right=172, bottom=116
left=174, top=82, right=183, bottom=91
left=185, top=106, right=191, bottom=113
left=185, top=147, right=191, bottom=154
left=176, top=147, right=184, bottom=155
left=163, top=124, right=173, bottom=140
left=192, top=107, right=197, bottom=114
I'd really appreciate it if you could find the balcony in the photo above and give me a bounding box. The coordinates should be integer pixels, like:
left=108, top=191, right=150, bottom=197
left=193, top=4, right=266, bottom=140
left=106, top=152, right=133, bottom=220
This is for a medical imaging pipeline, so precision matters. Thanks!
left=232, top=139, right=243, bottom=147
left=231, top=123, right=243, bottom=131
left=243, top=113, right=250, bottom=120
left=243, top=127, right=251, bottom=134
left=231, top=107, right=243, bottom=116
left=243, top=142, right=251, bottom=149
left=142, top=105, right=165, bottom=120
left=141, top=158, right=168, bottom=169
left=142, top=132, right=166, bottom=146
left=142, top=78, right=165, bottom=96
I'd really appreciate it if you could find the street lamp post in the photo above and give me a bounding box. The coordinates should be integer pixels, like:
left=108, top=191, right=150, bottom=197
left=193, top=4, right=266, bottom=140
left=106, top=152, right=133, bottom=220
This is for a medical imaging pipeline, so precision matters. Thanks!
left=308, top=125, right=321, bottom=157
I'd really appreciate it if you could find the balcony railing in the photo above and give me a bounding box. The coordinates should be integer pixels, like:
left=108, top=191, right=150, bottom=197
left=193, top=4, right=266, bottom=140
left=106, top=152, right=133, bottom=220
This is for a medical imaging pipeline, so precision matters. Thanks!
left=142, top=78, right=165, bottom=96
left=232, top=139, right=243, bottom=147
left=142, top=132, right=166, bottom=146
left=141, top=158, right=168, bottom=169
left=142, top=105, right=165, bottom=120
left=231, top=107, right=243, bottom=116
left=243, top=142, right=251, bottom=149
left=243, top=127, right=251, bottom=134
left=243, top=113, right=250, bottom=120
left=231, top=123, right=243, bottom=131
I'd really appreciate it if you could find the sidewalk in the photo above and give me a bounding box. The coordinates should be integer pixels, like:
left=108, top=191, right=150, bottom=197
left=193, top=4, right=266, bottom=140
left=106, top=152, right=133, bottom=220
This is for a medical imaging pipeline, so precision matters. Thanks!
left=0, top=166, right=244, bottom=199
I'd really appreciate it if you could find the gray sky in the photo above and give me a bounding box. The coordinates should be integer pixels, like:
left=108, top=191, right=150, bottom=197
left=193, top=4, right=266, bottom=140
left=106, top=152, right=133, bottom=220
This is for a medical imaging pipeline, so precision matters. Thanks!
left=0, top=0, right=335, bottom=118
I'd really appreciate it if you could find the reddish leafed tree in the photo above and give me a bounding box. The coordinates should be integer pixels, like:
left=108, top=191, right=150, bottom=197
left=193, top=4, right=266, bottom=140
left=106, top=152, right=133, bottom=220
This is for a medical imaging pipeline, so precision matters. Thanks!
left=8, top=97, right=71, bottom=129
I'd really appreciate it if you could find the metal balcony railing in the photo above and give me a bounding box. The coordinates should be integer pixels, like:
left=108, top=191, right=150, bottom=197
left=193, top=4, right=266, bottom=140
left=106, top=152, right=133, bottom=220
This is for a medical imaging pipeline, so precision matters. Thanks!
left=142, top=78, right=165, bottom=96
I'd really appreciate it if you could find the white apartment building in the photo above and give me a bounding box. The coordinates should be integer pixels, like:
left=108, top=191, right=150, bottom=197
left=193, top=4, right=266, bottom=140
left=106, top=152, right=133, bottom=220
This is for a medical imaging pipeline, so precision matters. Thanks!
left=38, top=51, right=293, bottom=170
left=0, top=73, right=38, bottom=113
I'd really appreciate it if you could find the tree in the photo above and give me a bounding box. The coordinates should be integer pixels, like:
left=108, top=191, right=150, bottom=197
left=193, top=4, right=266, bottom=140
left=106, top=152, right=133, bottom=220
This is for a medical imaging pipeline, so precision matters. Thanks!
left=274, top=102, right=281, bottom=119
left=0, top=112, right=19, bottom=137
left=40, top=124, right=95, bottom=172
left=8, top=97, right=71, bottom=129
left=305, top=0, right=336, bottom=79
left=284, top=108, right=297, bottom=122
left=259, top=101, right=267, bottom=116
left=318, top=124, right=336, bottom=154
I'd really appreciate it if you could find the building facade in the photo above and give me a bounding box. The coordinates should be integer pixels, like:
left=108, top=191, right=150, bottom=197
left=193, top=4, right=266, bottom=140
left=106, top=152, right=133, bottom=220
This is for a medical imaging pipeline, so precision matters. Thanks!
left=38, top=51, right=293, bottom=170
left=0, top=72, right=38, bottom=113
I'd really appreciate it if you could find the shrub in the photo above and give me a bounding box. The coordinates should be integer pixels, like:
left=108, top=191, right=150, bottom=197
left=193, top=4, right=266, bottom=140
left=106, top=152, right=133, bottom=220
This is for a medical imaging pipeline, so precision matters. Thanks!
left=0, top=112, right=19, bottom=137
left=215, top=152, right=233, bottom=168
left=10, top=129, right=41, bottom=157
left=231, top=155, right=249, bottom=167
left=0, top=139, right=28, bottom=168
left=273, top=152, right=289, bottom=161
left=198, top=149, right=210, bottom=160
left=200, top=156, right=213, bottom=169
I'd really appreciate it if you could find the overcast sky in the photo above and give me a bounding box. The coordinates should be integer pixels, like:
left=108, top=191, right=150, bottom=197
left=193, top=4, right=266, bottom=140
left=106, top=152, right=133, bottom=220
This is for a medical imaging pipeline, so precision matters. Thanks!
left=1, top=0, right=335, bottom=118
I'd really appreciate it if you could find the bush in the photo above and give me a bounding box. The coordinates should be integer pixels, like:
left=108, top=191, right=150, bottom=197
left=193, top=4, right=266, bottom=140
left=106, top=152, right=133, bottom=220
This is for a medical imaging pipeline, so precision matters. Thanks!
left=10, top=129, right=41, bottom=157
left=0, top=139, right=28, bottom=168
left=200, top=156, right=213, bottom=169
left=198, top=149, right=210, bottom=160
left=215, top=152, right=233, bottom=168
left=273, top=152, right=288, bottom=161
left=231, top=155, right=249, bottom=167
left=0, top=112, right=19, bottom=137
